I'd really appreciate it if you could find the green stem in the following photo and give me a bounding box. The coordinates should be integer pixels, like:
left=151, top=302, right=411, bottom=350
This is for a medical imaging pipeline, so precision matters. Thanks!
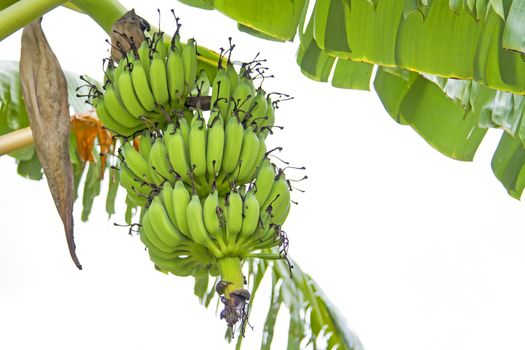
left=217, top=257, right=244, bottom=298
left=0, top=0, right=66, bottom=40
left=0, top=0, right=18, bottom=12
left=70, top=0, right=126, bottom=35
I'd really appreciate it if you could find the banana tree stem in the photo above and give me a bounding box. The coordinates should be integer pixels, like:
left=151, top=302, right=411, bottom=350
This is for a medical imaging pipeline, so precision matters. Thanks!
left=0, top=0, right=66, bottom=40
left=0, top=127, right=33, bottom=156
left=70, top=0, right=126, bottom=35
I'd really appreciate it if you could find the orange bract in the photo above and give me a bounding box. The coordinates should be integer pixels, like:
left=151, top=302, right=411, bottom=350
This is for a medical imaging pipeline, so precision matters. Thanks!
left=71, top=111, right=114, bottom=178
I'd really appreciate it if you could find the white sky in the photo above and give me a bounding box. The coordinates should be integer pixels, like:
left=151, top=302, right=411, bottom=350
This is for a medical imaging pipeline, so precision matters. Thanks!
left=1, top=1, right=525, bottom=350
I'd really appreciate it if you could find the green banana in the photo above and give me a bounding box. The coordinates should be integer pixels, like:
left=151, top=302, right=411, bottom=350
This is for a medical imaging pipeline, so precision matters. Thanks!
left=103, top=84, right=142, bottom=128
left=121, top=142, right=152, bottom=183
left=233, top=126, right=260, bottom=183
left=247, top=133, right=267, bottom=182
left=149, top=252, right=194, bottom=277
left=166, top=45, right=185, bottom=104
left=247, top=87, right=267, bottom=127
left=140, top=227, right=185, bottom=260
left=138, top=131, right=153, bottom=160
left=239, top=227, right=270, bottom=249
left=141, top=208, right=178, bottom=253
left=206, top=113, right=224, bottom=177
left=262, top=173, right=290, bottom=220
left=93, top=97, right=136, bottom=137
left=118, top=64, right=147, bottom=118
left=164, top=127, right=191, bottom=182
left=148, top=165, right=164, bottom=186
left=172, top=180, right=191, bottom=238
left=182, top=38, right=198, bottom=95
left=186, top=193, right=222, bottom=257
left=119, top=163, right=150, bottom=198
left=226, top=63, right=239, bottom=95
left=159, top=182, right=177, bottom=225
left=179, top=116, right=190, bottom=150
left=272, top=201, right=290, bottom=226
left=229, top=75, right=255, bottom=122
left=203, top=189, right=223, bottom=240
left=149, top=139, right=175, bottom=183
left=149, top=51, right=170, bottom=106
left=211, top=68, right=231, bottom=117
left=221, top=116, right=244, bottom=174
left=226, top=189, right=243, bottom=242
left=112, top=57, right=126, bottom=93
left=239, top=191, right=260, bottom=239
left=260, top=96, right=275, bottom=139
left=195, top=69, right=211, bottom=96
left=131, top=59, right=156, bottom=111
left=254, top=159, right=275, bottom=205
left=125, top=189, right=147, bottom=207
left=189, top=115, right=207, bottom=178
left=137, top=39, right=151, bottom=78
left=148, top=196, right=185, bottom=247
left=153, top=31, right=167, bottom=60
left=249, top=232, right=280, bottom=251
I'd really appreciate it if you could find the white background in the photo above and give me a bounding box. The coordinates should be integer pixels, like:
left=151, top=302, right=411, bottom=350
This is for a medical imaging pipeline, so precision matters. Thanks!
left=1, top=1, right=525, bottom=349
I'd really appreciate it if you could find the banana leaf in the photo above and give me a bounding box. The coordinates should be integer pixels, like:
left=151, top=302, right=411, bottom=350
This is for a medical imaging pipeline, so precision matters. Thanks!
left=177, top=0, right=525, bottom=201
left=179, top=0, right=525, bottom=94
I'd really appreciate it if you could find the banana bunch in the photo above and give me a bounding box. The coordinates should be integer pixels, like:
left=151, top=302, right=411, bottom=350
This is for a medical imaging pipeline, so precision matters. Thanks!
left=91, top=29, right=199, bottom=137
left=138, top=160, right=291, bottom=277
left=210, top=63, right=277, bottom=137
left=139, top=184, right=218, bottom=278
left=86, top=20, right=281, bottom=141
left=88, top=14, right=298, bottom=329
left=117, top=109, right=267, bottom=201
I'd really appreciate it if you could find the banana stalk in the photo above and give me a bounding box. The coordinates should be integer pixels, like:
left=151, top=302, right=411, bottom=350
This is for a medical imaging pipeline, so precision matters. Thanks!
left=0, top=127, right=33, bottom=156
left=0, top=0, right=66, bottom=41
left=217, top=256, right=244, bottom=299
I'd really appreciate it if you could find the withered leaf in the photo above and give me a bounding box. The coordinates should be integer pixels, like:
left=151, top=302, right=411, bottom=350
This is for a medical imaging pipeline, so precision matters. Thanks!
left=20, top=18, right=82, bottom=270
left=111, top=9, right=149, bottom=62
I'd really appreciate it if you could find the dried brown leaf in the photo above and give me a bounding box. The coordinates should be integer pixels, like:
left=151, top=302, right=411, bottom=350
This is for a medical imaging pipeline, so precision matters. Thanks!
left=20, top=18, right=81, bottom=270
left=111, top=9, right=149, bottom=62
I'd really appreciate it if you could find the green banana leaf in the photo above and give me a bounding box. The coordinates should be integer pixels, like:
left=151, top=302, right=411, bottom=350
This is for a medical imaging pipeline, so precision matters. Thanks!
left=177, top=0, right=525, bottom=201
left=212, top=0, right=307, bottom=42
left=180, top=0, right=525, bottom=94
left=375, top=66, right=525, bottom=199
left=0, top=60, right=117, bottom=219
left=374, top=67, right=488, bottom=162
